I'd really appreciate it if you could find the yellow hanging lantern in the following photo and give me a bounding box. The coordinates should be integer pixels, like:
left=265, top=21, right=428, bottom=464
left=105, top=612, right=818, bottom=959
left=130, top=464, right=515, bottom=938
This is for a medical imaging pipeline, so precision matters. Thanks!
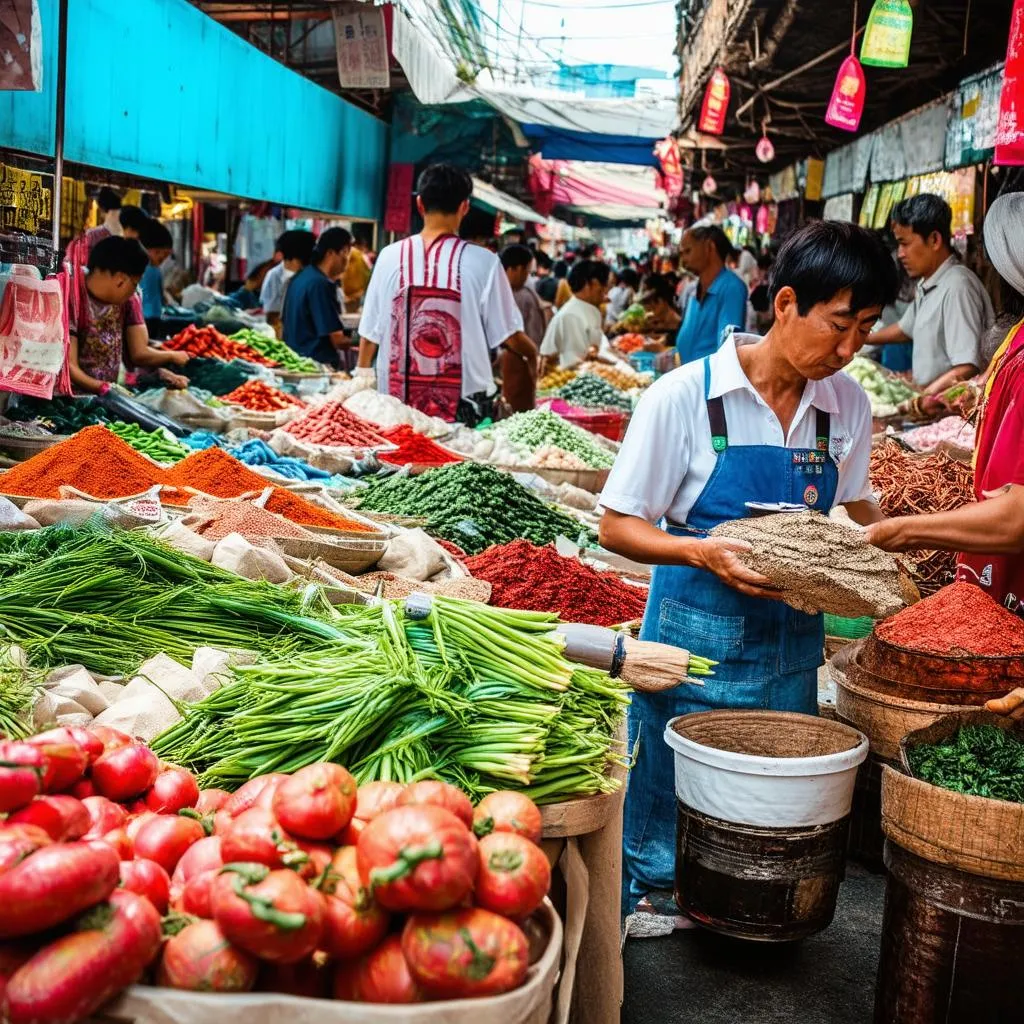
left=860, top=0, right=914, bottom=68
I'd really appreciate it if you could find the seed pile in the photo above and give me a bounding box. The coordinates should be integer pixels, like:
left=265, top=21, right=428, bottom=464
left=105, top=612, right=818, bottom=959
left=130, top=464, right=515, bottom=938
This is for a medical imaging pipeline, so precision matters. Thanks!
left=263, top=488, right=374, bottom=532
left=185, top=497, right=312, bottom=542
left=285, top=401, right=391, bottom=447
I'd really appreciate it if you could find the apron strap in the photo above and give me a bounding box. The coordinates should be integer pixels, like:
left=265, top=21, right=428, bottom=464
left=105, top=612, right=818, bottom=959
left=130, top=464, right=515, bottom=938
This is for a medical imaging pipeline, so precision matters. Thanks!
left=815, top=406, right=831, bottom=452
left=703, top=357, right=729, bottom=454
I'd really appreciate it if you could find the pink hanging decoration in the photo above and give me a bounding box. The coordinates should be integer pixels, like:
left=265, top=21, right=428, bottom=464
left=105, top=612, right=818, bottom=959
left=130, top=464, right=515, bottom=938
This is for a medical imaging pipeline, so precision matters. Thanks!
left=996, top=0, right=1024, bottom=165
left=825, top=55, right=867, bottom=132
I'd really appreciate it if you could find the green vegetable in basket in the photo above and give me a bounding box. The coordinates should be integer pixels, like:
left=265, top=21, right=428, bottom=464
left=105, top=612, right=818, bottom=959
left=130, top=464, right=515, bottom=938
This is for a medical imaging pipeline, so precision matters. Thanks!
left=907, top=724, right=1024, bottom=802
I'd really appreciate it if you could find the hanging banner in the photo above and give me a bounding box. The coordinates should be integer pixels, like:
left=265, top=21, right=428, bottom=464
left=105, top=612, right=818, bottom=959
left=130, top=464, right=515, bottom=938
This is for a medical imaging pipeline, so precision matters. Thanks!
left=654, top=137, right=683, bottom=197
left=697, top=68, right=730, bottom=136
left=0, top=0, right=42, bottom=91
left=996, top=0, right=1024, bottom=166
left=804, top=158, right=825, bottom=201
left=860, top=0, right=914, bottom=69
left=945, top=68, right=1001, bottom=169
left=825, top=56, right=867, bottom=132
left=331, top=1, right=390, bottom=90
left=383, top=163, right=414, bottom=235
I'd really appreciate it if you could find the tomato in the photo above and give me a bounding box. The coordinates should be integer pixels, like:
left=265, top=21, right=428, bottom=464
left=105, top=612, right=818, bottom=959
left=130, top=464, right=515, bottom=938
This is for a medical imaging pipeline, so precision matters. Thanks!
left=3, top=889, right=162, bottom=1023
left=157, top=919, right=258, bottom=993
left=91, top=828, right=134, bottom=861
left=171, top=835, right=222, bottom=889
left=211, top=863, right=324, bottom=964
left=119, top=858, right=171, bottom=914
left=401, top=907, right=529, bottom=999
left=295, top=839, right=333, bottom=881
left=69, top=778, right=96, bottom=799
left=213, top=809, right=234, bottom=835
left=356, top=806, right=478, bottom=913
left=81, top=796, right=127, bottom=837
left=125, top=811, right=158, bottom=843
left=144, top=767, right=200, bottom=813
left=257, top=956, right=330, bottom=999
left=475, top=832, right=551, bottom=918
left=335, top=817, right=365, bottom=846
left=181, top=869, right=219, bottom=918
left=0, top=743, right=44, bottom=813
left=272, top=763, right=356, bottom=841
left=87, top=726, right=132, bottom=753
left=28, top=740, right=88, bottom=794
left=222, top=774, right=287, bottom=819
left=333, top=934, right=423, bottom=1004
left=133, top=814, right=205, bottom=875
left=319, top=846, right=390, bottom=960
left=7, top=795, right=89, bottom=841
left=30, top=727, right=103, bottom=766
left=0, top=944, right=33, bottom=1007
left=0, top=827, right=51, bottom=874
left=472, top=791, right=543, bottom=844
left=354, top=781, right=404, bottom=823
left=398, top=780, right=474, bottom=829
left=220, top=807, right=308, bottom=871
left=91, top=743, right=159, bottom=802
left=0, top=841, right=120, bottom=938
left=196, top=788, right=230, bottom=814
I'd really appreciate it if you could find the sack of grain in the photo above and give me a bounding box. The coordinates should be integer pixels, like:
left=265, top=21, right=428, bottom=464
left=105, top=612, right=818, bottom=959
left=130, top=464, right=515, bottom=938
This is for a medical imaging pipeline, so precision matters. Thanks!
left=0, top=496, right=39, bottom=531
left=156, top=519, right=218, bottom=562
left=211, top=532, right=292, bottom=584
left=378, top=528, right=448, bottom=582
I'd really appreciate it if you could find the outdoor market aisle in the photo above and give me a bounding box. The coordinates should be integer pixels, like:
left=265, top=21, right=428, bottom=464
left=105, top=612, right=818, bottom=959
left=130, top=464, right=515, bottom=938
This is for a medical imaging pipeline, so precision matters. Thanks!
left=621, top=865, right=885, bottom=1024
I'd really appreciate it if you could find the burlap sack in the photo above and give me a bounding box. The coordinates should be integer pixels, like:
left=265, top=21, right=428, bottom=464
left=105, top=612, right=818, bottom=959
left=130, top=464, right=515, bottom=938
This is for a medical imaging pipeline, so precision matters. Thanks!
left=42, top=664, right=109, bottom=717
left=377, top=528, right=447, bottom=582
left=0, top=495, right=39, bottom=531
left=211, top=533, right=292, bottom=584
left=156, top=519, right=217, bottom=562
left=22, top=497, right=103, bottom=527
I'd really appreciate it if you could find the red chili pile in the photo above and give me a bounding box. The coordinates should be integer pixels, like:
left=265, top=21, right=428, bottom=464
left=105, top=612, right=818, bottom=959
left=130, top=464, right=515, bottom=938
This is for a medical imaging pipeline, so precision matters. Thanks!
left=163, top=325, right=277, bottom=367
left=465, top=539, right=648, bottom=626
left=379, top=425, right=463, bottom=467
left=285, top=402, right=391, bottom=448
left=223, top=380, right=305, bottom=412
left=875, top=581, right=1024, bottom=657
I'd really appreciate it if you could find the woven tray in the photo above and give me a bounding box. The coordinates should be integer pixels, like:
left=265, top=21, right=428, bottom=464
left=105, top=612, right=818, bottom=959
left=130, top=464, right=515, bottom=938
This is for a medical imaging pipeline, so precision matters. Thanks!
left=276, top=534, right=386, bottom=574
left=0, top=432, right=70, bottom=461
left=493, top=464, right=610, bottom=492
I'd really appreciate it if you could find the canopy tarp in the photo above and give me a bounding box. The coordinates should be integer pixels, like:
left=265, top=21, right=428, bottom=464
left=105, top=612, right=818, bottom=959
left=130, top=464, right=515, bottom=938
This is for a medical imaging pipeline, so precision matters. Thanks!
left=528, top=157, right=664, bottom=218
left=470, top=177, right=546, bottom=224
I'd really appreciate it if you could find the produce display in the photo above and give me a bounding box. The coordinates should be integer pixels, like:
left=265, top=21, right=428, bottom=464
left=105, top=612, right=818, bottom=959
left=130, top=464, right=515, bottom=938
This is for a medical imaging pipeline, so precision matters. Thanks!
left=164, top=325, right=277, bottom=367
left=843, top=356, right=917, bottom=416
left=4, top=395, right=110, bottom=433
left=228, top=328, right=320, bottom=373
left=342, top=389, right=451, bottom=438
left=181, top=358, right=253, bottom=397
left=537, top=367, right=576, bottom=392
left=185, top=497, right=313, bottom=542
left=614, top=333, right=646, bottom=354
left=352, top=462, right=593, bottom=555
left=619, top=304, right=647, bottom=331
left=901, top=415, right=976, bottom=452
left=710, top=510, right=915, bottom=618
left=908, top=724, right=1024, bottom=801
left=558, top=373, right=632, bottom=412
left=222, top=380, right=305, bottom=412
left=379, top=425, right=463, bottom=468
left=579, top=361, right=652, bottom=391
left=874, top=581, right=1024, bottom=658
left=465, top=540, right=647, bottom=626
left=106, top=422, right=191, bottom=463
left=285, top=402, right=392, bottom=448
left=491, top=410, right=614, bottom=470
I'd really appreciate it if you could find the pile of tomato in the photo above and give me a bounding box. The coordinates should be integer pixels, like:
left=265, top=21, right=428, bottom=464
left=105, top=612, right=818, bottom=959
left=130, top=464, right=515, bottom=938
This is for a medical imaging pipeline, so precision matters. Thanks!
left=0, top=727, right=552, bottom=1022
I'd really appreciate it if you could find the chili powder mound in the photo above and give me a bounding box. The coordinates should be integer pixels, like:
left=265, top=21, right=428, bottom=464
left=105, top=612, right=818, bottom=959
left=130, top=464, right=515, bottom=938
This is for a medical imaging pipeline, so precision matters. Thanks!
left=465, top=539, right=648, bottom=626
left=162, top=446, right=269, bottom=498
left=263, top=488, right=374, bottom=532
left=875, top=581, right=1024, bottom=657
left=380, top=425, right=462, bottom=467
left=0, top=425, right=164, bottom=499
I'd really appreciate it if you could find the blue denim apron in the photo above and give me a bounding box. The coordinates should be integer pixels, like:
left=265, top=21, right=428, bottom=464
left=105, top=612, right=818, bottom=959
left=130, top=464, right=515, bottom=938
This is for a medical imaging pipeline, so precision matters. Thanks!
left=623, top=357, right=840, bottom=902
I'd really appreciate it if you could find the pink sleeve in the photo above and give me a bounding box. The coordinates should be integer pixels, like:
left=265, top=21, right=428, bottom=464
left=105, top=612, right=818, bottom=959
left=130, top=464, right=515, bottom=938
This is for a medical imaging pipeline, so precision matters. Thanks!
left=126, top=293, right=145, bottom=327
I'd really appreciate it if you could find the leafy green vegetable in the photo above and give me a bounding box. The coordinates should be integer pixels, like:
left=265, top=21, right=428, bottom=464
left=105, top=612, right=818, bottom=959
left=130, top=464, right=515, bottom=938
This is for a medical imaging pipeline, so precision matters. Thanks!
left=907, top=724, right=1024, bottom=803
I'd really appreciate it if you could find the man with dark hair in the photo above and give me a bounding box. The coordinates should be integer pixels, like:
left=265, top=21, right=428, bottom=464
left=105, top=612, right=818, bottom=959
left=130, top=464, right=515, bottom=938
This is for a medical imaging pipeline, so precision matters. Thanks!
left=282, top=227, right=352, bottom=368
left=260, top=229, right=316, bottom=333
left=357, top=163, right=536, bottom=425
left=676, top=224, right=749, bottom=363
left=539, top=260, right=611, bottom=371
left=65, top=187, right=123, bottom=267
left=117, top=205, right=149, bottom=240
left=500, top=245, right=543, bottom=413
left=62, top=236, right=189, bottom=394
left=139, top=219, right=173, bottom=322
left=598, top=220, right=896, bottom=907
left=606, top=266, right=639, bottom=327
left=872, top=194, right=992, bottom=392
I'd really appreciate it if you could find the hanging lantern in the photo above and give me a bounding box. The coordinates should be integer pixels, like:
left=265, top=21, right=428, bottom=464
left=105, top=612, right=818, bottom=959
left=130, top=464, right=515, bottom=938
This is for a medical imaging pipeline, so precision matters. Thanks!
left=860, top=0, right=914, bottom=68
left=756, top=133, right=775, bottom=163
left=744, top=180, right=760, bottom=205
left=697, top=67, right=731, bottom=135
left=702, top=174, right=718, bottom=195
left=826, top=55, right=867, bottom=131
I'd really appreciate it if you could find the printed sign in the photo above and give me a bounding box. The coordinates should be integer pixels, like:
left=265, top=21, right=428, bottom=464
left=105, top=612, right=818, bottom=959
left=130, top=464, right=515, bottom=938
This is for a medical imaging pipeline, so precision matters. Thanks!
left=825, top=56, right=867, bottom=132
left=332, top=2, right=390, bottom=90
left=697, top=68, right=730, bottom=136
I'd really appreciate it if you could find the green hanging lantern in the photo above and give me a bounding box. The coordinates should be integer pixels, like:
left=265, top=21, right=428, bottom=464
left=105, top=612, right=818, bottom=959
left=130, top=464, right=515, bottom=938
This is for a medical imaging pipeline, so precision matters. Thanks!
left=860, top=0, right=914, bottom=68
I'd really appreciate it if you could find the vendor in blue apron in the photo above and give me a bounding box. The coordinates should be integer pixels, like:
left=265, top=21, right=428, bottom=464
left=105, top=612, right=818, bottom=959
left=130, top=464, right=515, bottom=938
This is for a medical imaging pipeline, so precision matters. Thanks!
left=598, top=221, right=897, bottom=906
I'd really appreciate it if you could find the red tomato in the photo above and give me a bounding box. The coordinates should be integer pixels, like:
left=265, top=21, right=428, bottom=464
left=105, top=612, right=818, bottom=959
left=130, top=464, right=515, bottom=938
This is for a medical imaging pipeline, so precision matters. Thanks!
left=81, top=796, right=127, bottom=838
left=196, top=788, right=231, bottom=814
left=91, top=744, right=159, bottom=802
left=356, top=806, right=478, bottom=913
left=0, top=742, right=42, bottom=814
left=0, top=827, right=51, bottom=874
left=0, top=842, right=120, bottom=939
left=7, top=795, right=89, bottom=841
left=171, top=835, right=222, bottom=889
left=181, top=869, right=219, bottom=918
left=353, top=781, right=404, bottom=823
left=272, top=763, right=356, bottom=841
left=91, top=828, right=134, bottom=861
left=475, top=833, right=550, bottom=918
left=26, top=740, right=88, bottom=794
left=211, top=864, right=324, bottom=964
left=220, top=808, right=308, bottom=871
left=222, top=774, right=287, bottom=819
left=472, top=791, right=543, bottom=844
left=157, top=919, right=258, bottom=993
left=87, top=726, right=132, bottom=753
left=295, top=839, right=333, bottom=882
left=119, top=858, right=171, bottom=914
left=132, top=815, right=205, bottom=875
left=3, top=890, right=162, bottom=1023
left=69, top=779, right=95, bottom=799
left=320, top=846, right=389, bottom=960
left=401, top=908, right=529, bottom=999
left=333, top=934, right=423, bottom=1004
left=29, top=727, right=103, bottom=765
left=144, top=767, right=200, bottom=814
left=0, top=944, right=33, bottom=1006
left=397, top=780, right=474, bottom=829
left=125, top=812, right=158, bottom=844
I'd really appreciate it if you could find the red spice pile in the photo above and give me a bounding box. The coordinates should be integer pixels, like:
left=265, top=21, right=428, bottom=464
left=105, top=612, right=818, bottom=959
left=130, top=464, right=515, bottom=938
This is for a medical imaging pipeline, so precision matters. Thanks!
left=285, top=402, right=390, bottom=448
left=263, top=488, right=373, bottom=532
left=875, top=581, right=1024, bottom=657
left=0, top=426, right=164, bottom=499
left=465, top=539, right=648, bottom=626
left=380, top=425, right=463, bottom=467
left=223, top=380, right=305, bottom=412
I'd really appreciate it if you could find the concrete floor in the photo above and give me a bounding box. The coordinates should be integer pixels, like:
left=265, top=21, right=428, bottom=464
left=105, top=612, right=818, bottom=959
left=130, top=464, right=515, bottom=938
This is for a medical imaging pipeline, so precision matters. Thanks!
left=621, top=864, right=886, bottom=1024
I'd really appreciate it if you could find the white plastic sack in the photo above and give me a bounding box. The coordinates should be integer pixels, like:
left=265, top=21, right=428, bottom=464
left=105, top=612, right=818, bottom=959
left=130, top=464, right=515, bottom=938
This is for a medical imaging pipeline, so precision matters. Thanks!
left=377, top=528, right=447, bottom=582
left=155, top=519, right=217, bottom=562
left=42, top=664, right=109, bottom=717
left=0, top=495, right=39, bottom=531
left=0, top=273, right=66, bottom=398
left=211, top=532, right=292, bottom=583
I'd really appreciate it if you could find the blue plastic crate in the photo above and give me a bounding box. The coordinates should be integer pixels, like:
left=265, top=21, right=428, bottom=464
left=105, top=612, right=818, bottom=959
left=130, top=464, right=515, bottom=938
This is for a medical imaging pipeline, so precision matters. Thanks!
left=629, top=351, right=657, bottom=375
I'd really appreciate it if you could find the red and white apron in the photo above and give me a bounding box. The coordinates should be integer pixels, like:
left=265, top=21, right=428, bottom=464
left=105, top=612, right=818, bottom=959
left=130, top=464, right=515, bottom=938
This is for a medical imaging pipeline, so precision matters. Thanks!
left=389, top=234, right=466, bottom=422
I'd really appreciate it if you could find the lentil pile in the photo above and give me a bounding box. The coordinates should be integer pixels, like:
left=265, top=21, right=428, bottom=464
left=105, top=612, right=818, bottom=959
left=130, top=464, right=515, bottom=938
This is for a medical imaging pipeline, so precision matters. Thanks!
left=465, top=540, right=647, bottom=625
left=353, top=461, right=592, bottom=554
left=186, top=497, right=312, bottom=541
left=285, top=401, right=391, bottom=447
left=379, top=425, right=463, bottom=467
left=874, top=581, right=1024, bottom=658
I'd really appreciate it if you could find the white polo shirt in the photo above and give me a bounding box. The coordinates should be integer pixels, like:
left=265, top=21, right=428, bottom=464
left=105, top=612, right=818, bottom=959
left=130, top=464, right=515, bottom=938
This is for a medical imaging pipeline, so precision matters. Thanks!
left=540, top=296, right=606, bottom=369
left=598, top=334, right=874, bottom=526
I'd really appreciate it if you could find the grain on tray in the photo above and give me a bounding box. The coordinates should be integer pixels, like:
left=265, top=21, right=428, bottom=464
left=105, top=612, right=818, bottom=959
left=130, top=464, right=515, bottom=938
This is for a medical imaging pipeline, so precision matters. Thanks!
left=184, top=497, right=313, bottom=542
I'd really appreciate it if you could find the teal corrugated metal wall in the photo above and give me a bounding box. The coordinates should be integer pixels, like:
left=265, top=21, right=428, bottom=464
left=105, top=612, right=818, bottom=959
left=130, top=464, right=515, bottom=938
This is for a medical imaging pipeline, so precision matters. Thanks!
left=0, top=0, right=387, bottom=220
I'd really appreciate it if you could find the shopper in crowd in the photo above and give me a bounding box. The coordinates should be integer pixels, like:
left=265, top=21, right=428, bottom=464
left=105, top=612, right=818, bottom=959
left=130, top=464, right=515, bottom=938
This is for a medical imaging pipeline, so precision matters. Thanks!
left=537, top=259, right=565, bottom=304
left=139, top=219, right=173, bottom=324
left=64, top=186, right=123, bottom=266
left=281, top=227, right=352, bottom=369
left=599, top=221, right=895, bottom=907
left=676, top=224, right=749, bottom=364
left=871, top=194, right=992, bottom=393
left=529, top=248, right=553, bottom=294
left=342, top=232, right=373, bottom=313
left=540, top=259, right=611, bottom=371
left=227, top=260, right=273, bottom=311
left=606, top=267, right=639, bottom=328
left=554, top=259, right=574, bottom=309
left=356, top=164, right=535, bottom=425
left=639, top=273, right=682, bottom=338
left=62, top=236, right=190, bottom=395
left=260, top=229, right=316, bottom=334
left=500, top=244, right=542, bottom=412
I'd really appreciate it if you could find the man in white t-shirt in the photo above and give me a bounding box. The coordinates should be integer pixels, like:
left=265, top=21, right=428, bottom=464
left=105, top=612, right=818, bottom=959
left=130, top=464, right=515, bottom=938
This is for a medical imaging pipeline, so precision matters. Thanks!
left=357, top=165, right=538, bottom=424
left=539, top=260, right=611, bottom=371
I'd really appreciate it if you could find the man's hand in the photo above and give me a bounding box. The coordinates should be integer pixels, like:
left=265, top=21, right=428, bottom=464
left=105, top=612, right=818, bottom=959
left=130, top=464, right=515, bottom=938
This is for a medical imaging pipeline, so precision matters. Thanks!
left=864, top=519, right=905, bottom=551
left=985, top=689, right=1024, bottom=719
left=696, top=537, right=783, bottom=600
left=157, top=368, right=189, bottom=390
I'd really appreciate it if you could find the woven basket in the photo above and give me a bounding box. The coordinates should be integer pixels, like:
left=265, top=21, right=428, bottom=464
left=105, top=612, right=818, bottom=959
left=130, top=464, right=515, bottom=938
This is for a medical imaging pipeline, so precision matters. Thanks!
left=0, top=432, right=70, bottom=461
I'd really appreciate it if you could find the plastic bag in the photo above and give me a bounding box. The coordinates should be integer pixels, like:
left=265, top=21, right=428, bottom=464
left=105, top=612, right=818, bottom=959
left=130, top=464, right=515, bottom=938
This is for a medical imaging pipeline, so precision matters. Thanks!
left=0, top=495, right=40, bottom=531
left=0, top=273, right=66, bottom=398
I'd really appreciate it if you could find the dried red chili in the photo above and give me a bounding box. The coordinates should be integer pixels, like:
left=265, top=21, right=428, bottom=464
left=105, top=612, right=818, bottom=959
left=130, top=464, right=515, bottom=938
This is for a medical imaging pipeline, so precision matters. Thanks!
left=875, top=581, right=1024, bottom=657
left=465, top=539, right=648, bottom=626
left=379, top=425, right=462, bottom=468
